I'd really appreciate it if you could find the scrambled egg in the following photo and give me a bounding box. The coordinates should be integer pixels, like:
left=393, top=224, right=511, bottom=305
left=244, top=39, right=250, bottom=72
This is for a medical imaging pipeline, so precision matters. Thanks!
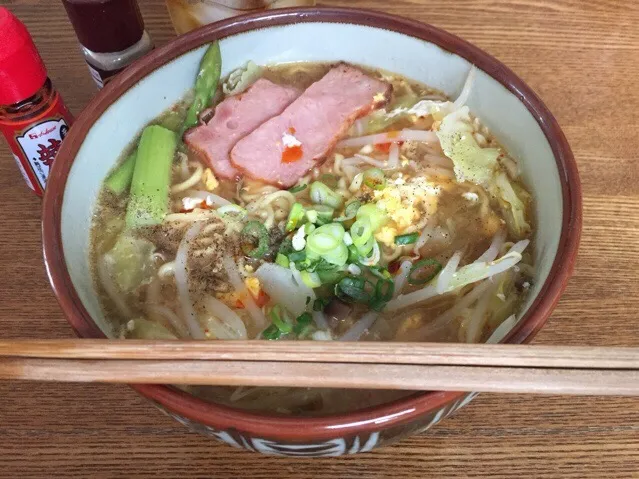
left=373, top=177, right=440, bottom=245
left=244, top=277, right=261, bottom=298
left=219, top=277, right=261, bottom=306
left=203, top=168, right=219, bottom=191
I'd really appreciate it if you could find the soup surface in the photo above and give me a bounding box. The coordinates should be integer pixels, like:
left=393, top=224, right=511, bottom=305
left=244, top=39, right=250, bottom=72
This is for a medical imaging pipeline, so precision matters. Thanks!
left=91, top=51, right=534, bottom=415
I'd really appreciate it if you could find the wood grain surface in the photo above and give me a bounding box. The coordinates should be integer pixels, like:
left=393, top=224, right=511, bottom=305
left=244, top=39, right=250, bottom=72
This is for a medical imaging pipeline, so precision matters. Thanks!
left=0, top=0, right=637, bottom=477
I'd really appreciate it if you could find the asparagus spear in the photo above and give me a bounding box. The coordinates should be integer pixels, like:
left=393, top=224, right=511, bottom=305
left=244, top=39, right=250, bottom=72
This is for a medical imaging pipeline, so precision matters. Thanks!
left=105, top=150, right=137, bottom=196
left=179, top=41, right=222, bottom=138
left=125, top=125, right=177, bottom=228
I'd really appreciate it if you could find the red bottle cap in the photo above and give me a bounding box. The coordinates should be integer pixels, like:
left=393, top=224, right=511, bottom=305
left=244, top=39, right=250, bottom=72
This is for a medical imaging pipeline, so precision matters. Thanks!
left=0, top=8, right=48, bottom=106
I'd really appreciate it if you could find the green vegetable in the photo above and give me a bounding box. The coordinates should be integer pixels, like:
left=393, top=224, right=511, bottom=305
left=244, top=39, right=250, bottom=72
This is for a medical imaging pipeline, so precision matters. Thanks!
left=288, top=250, right=306, bottom=263
left=394, top=232, right=419, bottom=245
left=300, top=270, right=322, bottom=288
left=181, top=42, right=222, bottom=137
left=347, top=244, right=361, bottom=263
left=350, top=219, right=375, bottom=257
left=322, top=243, right=349, bottom=267
left=317, top=269, right=346, bottom=285
left=289, top=184, right=308, bottom=193
left=335, top=276, right=375, bottom=304
left=335, top=200, right=361, bottom=222
left=240, top=221, right=269, bottom=259
left=306, top=205, right=334, bottom=225
left=275, top=253, right=290, bottom=268
left=370, top=278, right=394, bottom=311
left=269, top=304, right=293, bottom=334
left=286, top=202, right=306, bottom=232
left=105, top=150, right=136, bottom=196
left=350, top=219, right=373, bottom=249
left=304, top=223, right=348, bottom=267
left=356, top=204, right=388, bottom=232
left=368, top=265, right=392, bottom=280
left=436, top=106, right=499, bottom=185
left=408, top=258, right=442, bottom=285
left=293, top=312, right=313, bottom=336
left=363, top=168, right=386, bottom=190
left=307, top=232, right=340, bottom=254
left=125, top=126, right=177, bottom=228
left=313, top=298, right=330, bottom=311
left=309, top=181, right=343, bottom=209
left=262, top=324, right=283, bottom=340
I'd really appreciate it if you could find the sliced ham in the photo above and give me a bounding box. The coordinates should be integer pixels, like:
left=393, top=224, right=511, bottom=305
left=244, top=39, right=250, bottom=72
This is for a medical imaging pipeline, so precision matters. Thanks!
left=184, top=78, right=300, bottom=179
left=230, top=64, right=392, bottom=187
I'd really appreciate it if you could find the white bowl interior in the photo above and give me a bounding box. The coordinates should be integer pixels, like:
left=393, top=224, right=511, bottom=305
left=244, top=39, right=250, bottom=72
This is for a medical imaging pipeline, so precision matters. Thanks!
left=61, top=22, right=562, bottom=337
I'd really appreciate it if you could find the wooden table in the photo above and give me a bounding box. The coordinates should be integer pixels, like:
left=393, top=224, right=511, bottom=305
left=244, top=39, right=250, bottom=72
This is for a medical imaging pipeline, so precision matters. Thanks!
left=1, top=0, right=637, bottom=477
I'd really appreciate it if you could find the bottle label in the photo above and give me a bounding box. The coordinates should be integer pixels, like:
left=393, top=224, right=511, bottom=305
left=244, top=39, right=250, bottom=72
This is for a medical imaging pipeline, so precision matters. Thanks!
left=86, top=63, right=122, bottom=89
left=0, top=88, right=73, bottom=196
left=15, top=118, right=69, bottom=191
left=11, top=153, right=35, bottom=191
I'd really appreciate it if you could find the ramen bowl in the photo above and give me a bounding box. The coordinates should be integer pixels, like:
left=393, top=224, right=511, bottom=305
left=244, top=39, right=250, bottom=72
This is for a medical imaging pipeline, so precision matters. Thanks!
left=42, top=7, right=581, bottom=456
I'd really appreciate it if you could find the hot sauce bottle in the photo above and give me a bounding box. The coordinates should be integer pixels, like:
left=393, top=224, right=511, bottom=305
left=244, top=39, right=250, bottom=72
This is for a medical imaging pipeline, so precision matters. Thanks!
left=0, top=8, right=73, bottom=196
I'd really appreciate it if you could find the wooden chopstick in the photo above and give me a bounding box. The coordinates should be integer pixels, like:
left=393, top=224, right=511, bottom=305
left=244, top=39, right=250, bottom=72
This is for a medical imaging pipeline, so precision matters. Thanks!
left=0, top=340, right=638, bottom=395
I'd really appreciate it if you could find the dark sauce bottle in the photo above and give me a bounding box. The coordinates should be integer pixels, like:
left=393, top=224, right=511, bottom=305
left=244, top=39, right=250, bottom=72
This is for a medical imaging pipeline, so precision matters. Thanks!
left=62, top=0, right=154, bottom=89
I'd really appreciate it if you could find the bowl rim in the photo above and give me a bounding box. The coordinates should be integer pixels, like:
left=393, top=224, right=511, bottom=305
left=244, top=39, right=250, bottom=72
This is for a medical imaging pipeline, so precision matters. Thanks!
left=42, top=6, right=582, bottom=441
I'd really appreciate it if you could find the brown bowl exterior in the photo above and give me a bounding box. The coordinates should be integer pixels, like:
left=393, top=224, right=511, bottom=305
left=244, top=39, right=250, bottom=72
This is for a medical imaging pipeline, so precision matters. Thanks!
left=42, top=7, right=582, bottom=455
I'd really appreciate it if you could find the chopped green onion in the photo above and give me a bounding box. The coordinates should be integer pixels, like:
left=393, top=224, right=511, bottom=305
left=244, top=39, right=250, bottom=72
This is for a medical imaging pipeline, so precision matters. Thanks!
left=293, top=312, right=313, bottom=336
left=394, top=232, right=419, bottom=245
left=126, top=126, right=177, bottom=228
left=317, top=268, right=346, bottom=285
left=310, top=181, right=344, bottom=209
left=286, top=203, right=305, bottom=232
left=301, top=270, right=322, bottom=288
left=408, top=258, right=443, bottom=285
left=262, top=324, right=282, bottom=340
left=347, top=244, right=361, bottom=263
left=335, top=200, right=361, bottom=222
left=288, top=183, right=307, bottom=193
left=306, top=205, right=334, bottom=225
left=369, top=278, right=394, bottom=311
left=313, top=298, right=330, bottom=311
left=288, top=250, right=306, bottom=263
left=363, top=168, right=386, bottom=190
left=304, top=223, right=316, bottom=235
left=322, top=242, right=349, bottom=267
left=307, top=232, right=340, bottom=253
left=275, top=253, right=290, bottom=268
left=269, top=304, right=293, bottom=334
left=368, top=265, right=392, bottom=280
left=356, top=204, right=389, bottom=232
left=335, top=276, right=375, bottom=304
left=240, top=221, right=269, bottom=259
left=350, top=219, right=373, bottom=248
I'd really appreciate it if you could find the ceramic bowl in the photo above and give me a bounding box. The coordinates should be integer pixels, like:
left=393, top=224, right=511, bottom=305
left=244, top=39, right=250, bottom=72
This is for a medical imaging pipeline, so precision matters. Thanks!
left=42, top=7, right=581, bottom=456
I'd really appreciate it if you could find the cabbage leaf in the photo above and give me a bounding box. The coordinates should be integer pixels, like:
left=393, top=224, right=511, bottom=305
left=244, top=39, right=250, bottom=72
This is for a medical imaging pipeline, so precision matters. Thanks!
left=491, top=172, right=531, bottom=238
left=436, top=106, right=500, bottom=185
left=104, top=234, right=156, bottom=293
left=223, top=61, right=263, bottom=96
